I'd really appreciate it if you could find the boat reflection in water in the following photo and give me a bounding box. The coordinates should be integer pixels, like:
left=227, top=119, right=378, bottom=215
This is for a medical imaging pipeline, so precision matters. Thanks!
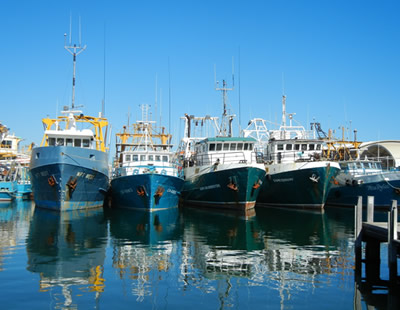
left=178, top=205, right=355, bottom=308
left=181, top=206, right=264, bottom=280
left=26, top=207, right=107, bottom=309
left=0, top=200, right=34, bottom=271
left=107, top=206, right=180, bottom=301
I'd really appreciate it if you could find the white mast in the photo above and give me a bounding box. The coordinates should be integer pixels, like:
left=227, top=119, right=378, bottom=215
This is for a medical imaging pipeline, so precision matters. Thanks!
left=215, top=79, right=234, bottom=137
left=64, top=20, right=86, bottom=110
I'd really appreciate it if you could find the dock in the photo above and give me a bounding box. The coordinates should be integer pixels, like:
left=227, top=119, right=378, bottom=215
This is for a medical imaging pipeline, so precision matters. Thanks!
left=355, top=196, right=399, bottom=282
left=354, top=196, right=400, bottom=309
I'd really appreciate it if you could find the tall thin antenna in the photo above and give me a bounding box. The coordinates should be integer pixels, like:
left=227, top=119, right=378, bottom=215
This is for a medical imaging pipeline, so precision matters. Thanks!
left=238, top=47, right=241, bottom=133
left=214, top=64, right=217, bottom=88
left=159, top=88, right=162, bottom=129
left=64, top=18, right=87, bottom=109
left=79, top=16, right=82, bottom=46
left=168, top=57, right=171, bottom=141
left=281, top=72, right=286, bottom=127
left=231, top=56, right=235, bottom=88
left=155, top=73, right=158, bottom=129
left=69, top=14, right=72, bottom=44
left=102, top=22, right=106, bottom=116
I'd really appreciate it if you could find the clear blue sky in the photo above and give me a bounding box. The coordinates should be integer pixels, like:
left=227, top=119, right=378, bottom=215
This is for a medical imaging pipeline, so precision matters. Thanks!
left=1, top=0, right=399, bottom=150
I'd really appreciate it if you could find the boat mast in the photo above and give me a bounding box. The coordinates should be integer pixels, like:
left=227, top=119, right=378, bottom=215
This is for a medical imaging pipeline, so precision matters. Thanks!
left=64, top=21, right=86, bottom=110
left=215, top=80, right=234, bottom=137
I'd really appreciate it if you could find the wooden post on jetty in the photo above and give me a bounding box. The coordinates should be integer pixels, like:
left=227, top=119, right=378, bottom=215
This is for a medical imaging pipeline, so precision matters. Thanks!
left=388, top=200, right=398, bottom=282
left=354, top=196, right=362, bottom=275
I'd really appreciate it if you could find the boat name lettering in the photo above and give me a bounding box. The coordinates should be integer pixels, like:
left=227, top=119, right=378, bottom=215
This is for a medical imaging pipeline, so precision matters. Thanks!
left=273, top=178, right=294, bottom=183
left=200, top=184, right=221, bottom=191
left=121, top=188, right=134, bottom=194
left=167, top=188, right=177, bottom=195
left=76, top=172, right=95, bottom=180
left=366, top=184, right=390, bottom=191
left=39, top=171, right=49, bottom=177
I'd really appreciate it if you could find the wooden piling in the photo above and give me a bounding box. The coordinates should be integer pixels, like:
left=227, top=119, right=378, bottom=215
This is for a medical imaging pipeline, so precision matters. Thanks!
left=355, top=196, right=363, bottom=274
left=367, top=196, right=374, bottom=223
left=388, top=200, right=398, bottom=283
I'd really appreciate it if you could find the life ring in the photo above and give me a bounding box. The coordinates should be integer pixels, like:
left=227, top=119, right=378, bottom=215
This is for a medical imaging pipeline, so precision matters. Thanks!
left=161, top=169, right=167, bottom=175
left=133, top=169, right=139, bottom=175
left=48, top=176, right=56, bottom=187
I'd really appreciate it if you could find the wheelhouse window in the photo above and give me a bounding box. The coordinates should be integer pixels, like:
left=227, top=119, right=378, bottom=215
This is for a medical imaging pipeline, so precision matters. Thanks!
left=133, top=155, right=138, bottom=161
left=155, top=155, right=161, bottom=161
left=286, top=144, right=292, bottom=151
left=295, top=144, right=300, bottom=150
left=66, top=138, right=73, bottom=146
left=162, top=155, right=168, bottom=162
left=230, top=143, right=236, bottom=151
left=49, top=137, right=56, bottom=146
left=74, top=139, right=81, bottom=147
left=237, top=143, right=243, bottom=150
left=309, top=144, right=315, bottom=151
left=277, top=144, right=284, bottom=151
left=125, top=154, right=131, bottom=162
left=362, top=162, right=371, bottom=169
left=223, top=143, right=229, bottom=151
left=316, top=144, right=321, bottom=150
left=301, top=144, right=307, bottom=151
left=216, top=143, right=222, bottom=151
left=244, top=143, right=249, bottom=150
left=57, top=138, right=64, bottom=146
left=339, top=163, right=348, bottom=170
left=209, top=143, right=216, bottom=151
left=148, top=155, right=154, bottom=161
left=140, top=155, right=146, bottom=161
left=249, top=144, right=254, bottom=150
left=83, top=139, right=90, bottom=148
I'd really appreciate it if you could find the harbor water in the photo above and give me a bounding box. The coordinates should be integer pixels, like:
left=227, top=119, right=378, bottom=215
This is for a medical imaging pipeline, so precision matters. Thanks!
left=0, top=199, right=398, bottom=309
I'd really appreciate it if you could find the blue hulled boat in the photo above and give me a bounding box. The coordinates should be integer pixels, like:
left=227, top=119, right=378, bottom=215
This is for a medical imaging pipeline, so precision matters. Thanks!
left=323, top=137, right=400, bottom=208
left=327, top=160, right=400, bottom=207
left=29, top=37, right=110, bottom=211
left=110, top=104, right=184, bottom=211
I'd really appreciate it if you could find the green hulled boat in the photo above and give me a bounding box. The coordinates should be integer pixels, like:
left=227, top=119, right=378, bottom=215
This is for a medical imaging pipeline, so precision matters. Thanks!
left=179, top=80, right=266, bottom=212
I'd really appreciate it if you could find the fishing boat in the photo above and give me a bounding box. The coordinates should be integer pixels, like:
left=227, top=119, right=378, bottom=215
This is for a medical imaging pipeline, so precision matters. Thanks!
left=179, top=80, right=266, bottom=212
left=110, top=104, right=184, bottom=211
left=244, top=95, right=340, bottom=209
left=29, top=37, right=110, bottom=211
left=0, top=162, right=32, bottom=201
left=324, top=134, right=400, bottom=208
left=0, top=125, right=32, bottom=200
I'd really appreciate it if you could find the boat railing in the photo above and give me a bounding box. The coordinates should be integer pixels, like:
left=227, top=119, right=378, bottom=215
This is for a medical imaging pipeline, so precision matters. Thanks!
left=190, top=151, right=260, bottom=167
left=114, top=161, right=183, bottom=178
left=265, top=149, right=322, bottom=164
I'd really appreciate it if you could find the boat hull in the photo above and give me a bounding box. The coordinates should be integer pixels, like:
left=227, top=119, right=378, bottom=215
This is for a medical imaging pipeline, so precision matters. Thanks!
left=30, top=146, right=109, bottom=211
left=181, top=166, right=266, bottom=211
left=0, top=181, right=16, bottom=201
left=257, top=162, right=340, bottom=209
left=110, top=173, right=184, bottom=211
left=327, top=171, right=400, bottom=208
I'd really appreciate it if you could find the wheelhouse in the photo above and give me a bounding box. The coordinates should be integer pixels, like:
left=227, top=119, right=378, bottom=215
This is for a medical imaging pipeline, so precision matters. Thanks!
left=45, top=129, right=95, bottom=149
left=191, top=137, right=259, bottom=166
left=265, top=139, right=324, bottom=163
